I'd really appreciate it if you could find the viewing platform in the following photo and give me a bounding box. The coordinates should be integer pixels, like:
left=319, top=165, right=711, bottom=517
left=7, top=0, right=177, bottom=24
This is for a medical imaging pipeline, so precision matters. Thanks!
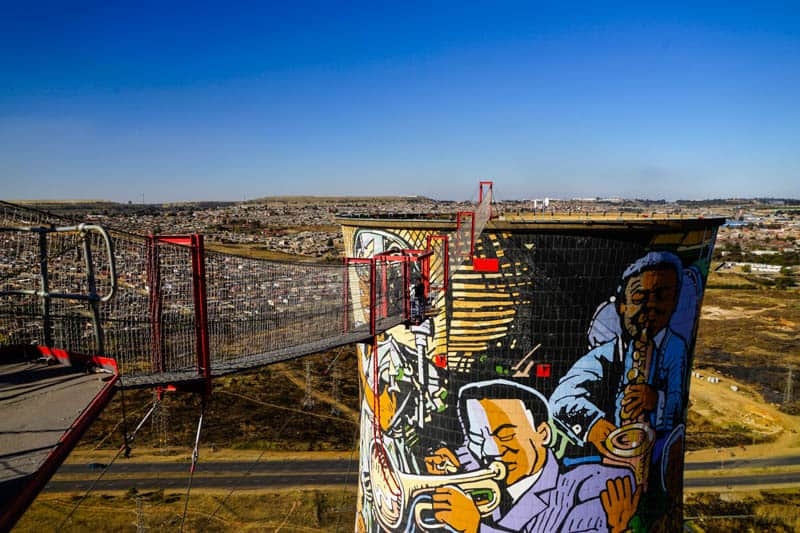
left=0, top=346, right=118, bottom=530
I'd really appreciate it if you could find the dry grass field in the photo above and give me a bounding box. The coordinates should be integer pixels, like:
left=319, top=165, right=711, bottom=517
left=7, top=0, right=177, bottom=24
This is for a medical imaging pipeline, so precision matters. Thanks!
left=689, top=269, right=800, bottom=452
left=16, top=489, right=359, bottom=532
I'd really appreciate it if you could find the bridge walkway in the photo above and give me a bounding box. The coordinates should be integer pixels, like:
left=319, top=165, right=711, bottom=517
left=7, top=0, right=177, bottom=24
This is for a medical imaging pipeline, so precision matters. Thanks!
left=0, top=202, right=418, bottom=390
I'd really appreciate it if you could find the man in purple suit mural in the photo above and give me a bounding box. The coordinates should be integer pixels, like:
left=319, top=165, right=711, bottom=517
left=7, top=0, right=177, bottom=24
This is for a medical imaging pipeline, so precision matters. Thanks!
left=426, top=379, right=639, bottom=533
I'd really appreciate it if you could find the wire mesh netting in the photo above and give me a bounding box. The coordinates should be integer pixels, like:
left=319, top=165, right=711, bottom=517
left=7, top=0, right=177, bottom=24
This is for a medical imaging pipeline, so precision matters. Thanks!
left=0, top=189, right=493, bottom=388
left=203, top=249, right=392, bottom=377
left=0, top=201, right=408, bottom=388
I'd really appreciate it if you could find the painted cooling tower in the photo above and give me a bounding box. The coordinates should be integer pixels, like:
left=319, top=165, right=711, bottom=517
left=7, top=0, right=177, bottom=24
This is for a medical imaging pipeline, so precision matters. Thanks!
left=340, top=212, right=724, bottom=533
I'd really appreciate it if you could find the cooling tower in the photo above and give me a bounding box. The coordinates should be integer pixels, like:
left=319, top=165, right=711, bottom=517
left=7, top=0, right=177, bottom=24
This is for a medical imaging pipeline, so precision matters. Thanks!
left=340, top=211, right=724, bottom=533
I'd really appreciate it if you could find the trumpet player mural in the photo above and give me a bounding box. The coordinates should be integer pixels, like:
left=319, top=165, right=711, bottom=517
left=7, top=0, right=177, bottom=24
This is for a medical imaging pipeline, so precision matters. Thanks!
left=339, top=202, right=723, bottom=533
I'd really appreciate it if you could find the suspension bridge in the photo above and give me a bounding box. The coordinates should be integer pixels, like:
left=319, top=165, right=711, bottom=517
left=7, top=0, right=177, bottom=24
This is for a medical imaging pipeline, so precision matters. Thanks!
left=0, top=182, right=494, bottom=529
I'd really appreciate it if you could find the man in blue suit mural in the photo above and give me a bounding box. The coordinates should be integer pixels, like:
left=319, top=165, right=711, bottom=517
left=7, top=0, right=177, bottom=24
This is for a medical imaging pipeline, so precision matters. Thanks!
left=426, top=379, right=639, bottom=533
left=550, top=251, right=687, bottom=455
left=549, top=251, right=689, bottom=528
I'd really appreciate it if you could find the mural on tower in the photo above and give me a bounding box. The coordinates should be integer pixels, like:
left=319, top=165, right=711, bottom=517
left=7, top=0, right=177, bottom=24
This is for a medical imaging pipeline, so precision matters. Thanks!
left=341, top=220, right=719, bottom=533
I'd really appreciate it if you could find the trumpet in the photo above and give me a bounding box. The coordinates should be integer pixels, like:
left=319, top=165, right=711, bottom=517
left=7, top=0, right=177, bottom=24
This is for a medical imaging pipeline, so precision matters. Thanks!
left=369, top=446, right=506, bottom=530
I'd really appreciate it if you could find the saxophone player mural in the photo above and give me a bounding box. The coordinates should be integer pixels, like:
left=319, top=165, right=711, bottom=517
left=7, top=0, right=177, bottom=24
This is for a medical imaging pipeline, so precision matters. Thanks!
left=340, top=213, right=722, bottom=533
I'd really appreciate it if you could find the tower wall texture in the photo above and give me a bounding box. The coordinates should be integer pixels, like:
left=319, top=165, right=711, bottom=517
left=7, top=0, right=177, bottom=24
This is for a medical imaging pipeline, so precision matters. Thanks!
left=341, top=216, right=723, bottom=533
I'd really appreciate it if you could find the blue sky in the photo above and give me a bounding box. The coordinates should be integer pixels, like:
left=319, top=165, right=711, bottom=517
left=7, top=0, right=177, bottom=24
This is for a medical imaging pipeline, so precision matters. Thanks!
left=1, top=2, right=798, bottom=202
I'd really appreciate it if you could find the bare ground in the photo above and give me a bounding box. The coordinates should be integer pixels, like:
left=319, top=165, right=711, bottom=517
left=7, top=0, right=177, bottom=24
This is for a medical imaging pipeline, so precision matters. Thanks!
left=688, top=278, right=800, bottom=460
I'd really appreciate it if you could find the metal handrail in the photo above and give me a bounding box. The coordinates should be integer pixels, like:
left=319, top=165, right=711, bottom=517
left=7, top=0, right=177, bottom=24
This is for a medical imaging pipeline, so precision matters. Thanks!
left=0, top=223, right=117, bottom=353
